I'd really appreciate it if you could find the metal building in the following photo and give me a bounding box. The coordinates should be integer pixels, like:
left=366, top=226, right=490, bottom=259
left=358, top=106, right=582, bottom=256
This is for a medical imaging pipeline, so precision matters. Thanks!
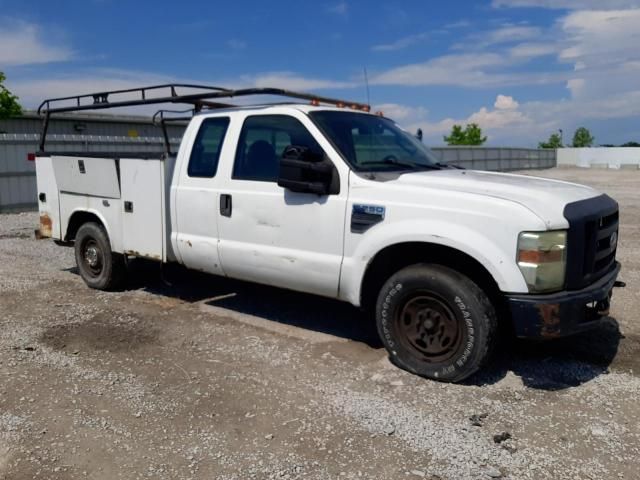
left=0, top=111, right=184, bottom=213
left=0, top=111, right=185, bottom=138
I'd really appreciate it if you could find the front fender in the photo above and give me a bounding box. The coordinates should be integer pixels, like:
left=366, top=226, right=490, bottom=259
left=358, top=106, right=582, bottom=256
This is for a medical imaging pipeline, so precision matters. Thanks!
left=339, top=219, right=530, bottom=306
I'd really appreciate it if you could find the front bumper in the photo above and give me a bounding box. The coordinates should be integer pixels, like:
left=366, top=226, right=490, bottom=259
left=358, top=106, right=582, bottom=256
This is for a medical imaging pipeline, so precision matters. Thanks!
left=506, top=262, right=621, bottom=339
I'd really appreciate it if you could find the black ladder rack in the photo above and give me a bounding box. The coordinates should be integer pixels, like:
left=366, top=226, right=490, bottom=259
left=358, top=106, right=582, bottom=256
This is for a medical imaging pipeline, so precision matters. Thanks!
left=37, top=84, right=371, bottom=152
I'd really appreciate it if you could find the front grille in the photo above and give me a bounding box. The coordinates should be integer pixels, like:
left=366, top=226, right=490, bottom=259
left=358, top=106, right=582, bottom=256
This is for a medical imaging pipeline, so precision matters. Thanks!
left=564, top=195, right=619, bottom=290
left=583, top=211, right=618, bottom=281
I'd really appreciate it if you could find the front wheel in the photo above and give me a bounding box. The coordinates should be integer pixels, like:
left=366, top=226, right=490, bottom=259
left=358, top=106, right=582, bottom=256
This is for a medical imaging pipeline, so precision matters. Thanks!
left=376, top=264, right=497, bottom=383
left=74, top=222, right=126, bottom=290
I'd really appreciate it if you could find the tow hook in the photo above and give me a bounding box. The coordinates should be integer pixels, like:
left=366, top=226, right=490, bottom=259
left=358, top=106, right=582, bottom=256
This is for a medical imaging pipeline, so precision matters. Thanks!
left=596, top=297, right=611, bottom=316
left=614, top=281, right=626, bottom=288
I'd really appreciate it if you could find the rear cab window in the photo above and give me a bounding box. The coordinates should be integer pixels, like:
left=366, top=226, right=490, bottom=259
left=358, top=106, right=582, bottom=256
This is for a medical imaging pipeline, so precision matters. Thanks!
left=187, top=117, right=230, bottom=178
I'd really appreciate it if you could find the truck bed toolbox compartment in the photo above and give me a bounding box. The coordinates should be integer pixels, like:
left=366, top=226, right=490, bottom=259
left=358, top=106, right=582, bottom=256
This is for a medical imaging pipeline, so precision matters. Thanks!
left=52, top=156, right=121, bottom=199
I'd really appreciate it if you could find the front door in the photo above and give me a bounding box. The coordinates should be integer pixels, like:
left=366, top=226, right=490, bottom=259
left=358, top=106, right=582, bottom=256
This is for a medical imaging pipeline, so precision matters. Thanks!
left=217, top=113, right=347, bottom=298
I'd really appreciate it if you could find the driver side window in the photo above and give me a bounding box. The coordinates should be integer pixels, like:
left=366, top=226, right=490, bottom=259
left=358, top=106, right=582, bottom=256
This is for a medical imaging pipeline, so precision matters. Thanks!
left=233, top=115, right=322, bottom=182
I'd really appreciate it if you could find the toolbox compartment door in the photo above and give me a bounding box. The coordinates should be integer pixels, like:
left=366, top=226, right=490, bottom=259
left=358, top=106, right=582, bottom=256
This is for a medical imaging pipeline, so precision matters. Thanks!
left=52, top=155, right=121, bottom=199
left=119, top=158, right=164, bottom=261
left=34, top=156, right=61, bottom=239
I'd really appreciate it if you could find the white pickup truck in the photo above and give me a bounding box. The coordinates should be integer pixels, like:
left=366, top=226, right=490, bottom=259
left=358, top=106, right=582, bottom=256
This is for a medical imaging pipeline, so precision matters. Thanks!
left=34, top=85, right=621, bottom=382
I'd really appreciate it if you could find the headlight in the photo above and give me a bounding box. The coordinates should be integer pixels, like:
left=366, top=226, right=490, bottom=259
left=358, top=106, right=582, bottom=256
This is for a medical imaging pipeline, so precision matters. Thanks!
left=517, top=230, right=567, bottom=293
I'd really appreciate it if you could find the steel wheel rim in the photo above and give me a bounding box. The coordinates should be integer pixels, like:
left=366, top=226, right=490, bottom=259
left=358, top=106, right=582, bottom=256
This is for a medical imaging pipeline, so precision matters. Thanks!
left=394, top=292, right=464, bottom=363
left=82, top=238, right=103, bottom=277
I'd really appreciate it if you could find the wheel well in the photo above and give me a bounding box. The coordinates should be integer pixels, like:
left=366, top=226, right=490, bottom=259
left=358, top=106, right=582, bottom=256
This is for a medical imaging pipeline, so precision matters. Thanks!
left=360, top=242, right=504, bottom=313
left=65, top=211, right=104, bottom=242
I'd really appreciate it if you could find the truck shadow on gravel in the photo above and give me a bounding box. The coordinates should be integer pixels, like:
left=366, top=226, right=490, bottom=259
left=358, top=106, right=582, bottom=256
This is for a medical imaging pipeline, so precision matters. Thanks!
left=470, top=318, right=623, bottom=390
left=127, top=260, right=383, bottom=348
left=66, top=261, right=623, bottom=389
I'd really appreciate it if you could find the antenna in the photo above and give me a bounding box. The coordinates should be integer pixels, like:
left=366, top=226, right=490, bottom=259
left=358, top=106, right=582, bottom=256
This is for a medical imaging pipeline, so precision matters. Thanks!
left=363, top=67, right=371, bottom=106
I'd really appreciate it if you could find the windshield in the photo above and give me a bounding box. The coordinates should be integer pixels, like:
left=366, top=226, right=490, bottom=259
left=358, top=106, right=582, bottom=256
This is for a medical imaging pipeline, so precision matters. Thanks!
left=309, top=110, right=441, bottom=172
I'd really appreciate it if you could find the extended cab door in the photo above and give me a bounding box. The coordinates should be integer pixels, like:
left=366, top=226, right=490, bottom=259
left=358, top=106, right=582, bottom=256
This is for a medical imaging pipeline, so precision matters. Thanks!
left=216, top=112, right=347, bottom=298
left=172, top=116, right=231, bottom=274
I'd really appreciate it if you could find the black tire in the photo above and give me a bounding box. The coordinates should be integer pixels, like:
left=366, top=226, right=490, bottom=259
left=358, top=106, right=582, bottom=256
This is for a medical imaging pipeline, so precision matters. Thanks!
left=376, top=264, right=497, bottom=383
left=74, top=222, right=126, bottom=290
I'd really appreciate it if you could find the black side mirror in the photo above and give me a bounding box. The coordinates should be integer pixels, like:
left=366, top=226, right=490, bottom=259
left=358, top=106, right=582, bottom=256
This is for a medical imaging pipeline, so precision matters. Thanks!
left=277, top=145, right=338, bottom=195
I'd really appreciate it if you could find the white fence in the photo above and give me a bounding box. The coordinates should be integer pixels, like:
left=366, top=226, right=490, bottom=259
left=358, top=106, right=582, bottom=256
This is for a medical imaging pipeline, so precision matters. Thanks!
left=557, top=148, right=640, bottom=169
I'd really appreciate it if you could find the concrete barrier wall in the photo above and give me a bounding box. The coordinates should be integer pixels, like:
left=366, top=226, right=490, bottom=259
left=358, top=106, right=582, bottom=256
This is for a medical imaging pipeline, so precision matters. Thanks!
left=431, top=147, right=556, bottom=171
left=557, top=148, right=640, bottom=169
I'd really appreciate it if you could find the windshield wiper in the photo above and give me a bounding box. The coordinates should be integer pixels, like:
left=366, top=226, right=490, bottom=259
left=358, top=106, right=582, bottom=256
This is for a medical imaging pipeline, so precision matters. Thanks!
left=361, top=158, right=442, bottom=171
left=434, top=162, right=464, bottom=170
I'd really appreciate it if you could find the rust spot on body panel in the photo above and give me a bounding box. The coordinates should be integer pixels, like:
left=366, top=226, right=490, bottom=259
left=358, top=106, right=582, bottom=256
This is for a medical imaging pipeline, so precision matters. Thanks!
left=37, top=214, right=53, bottom=239
left=538, top=303, right=561, bottom=338
left=124, top=250, right=162, bottom=262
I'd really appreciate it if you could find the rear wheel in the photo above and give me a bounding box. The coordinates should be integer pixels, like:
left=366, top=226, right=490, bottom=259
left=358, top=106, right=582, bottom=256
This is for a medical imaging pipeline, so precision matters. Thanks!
left=74, top=222, right=126, bottom=290
left=376, top=264, right=497, bottom=383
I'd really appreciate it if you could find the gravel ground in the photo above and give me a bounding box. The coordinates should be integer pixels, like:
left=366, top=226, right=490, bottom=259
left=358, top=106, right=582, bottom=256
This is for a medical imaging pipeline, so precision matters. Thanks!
left=0, top=167, right=639, bottom=480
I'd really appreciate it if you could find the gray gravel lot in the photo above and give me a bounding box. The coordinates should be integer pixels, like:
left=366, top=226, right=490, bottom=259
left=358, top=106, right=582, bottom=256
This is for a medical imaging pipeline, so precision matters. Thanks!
left=0, top=167, right=639, bottom=479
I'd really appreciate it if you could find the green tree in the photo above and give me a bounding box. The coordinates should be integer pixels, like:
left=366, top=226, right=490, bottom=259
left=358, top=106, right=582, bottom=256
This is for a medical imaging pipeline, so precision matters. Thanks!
left=0, top=72, right=22, bottom=120
left=621, top=141, right=640, bottom=147
left=444, top=123, right=487, bottom=146
left=538, top=132, right=563, bottom=149
left=572, top=127, right=594, bottom=148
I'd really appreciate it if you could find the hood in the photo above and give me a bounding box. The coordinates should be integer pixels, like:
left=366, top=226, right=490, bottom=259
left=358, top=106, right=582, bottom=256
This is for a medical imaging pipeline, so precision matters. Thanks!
left=375, top=169, right=600, bottom=228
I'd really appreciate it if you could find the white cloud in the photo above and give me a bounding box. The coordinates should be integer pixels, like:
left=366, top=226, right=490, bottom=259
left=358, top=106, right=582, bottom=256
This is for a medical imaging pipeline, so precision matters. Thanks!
left=555, top=9, right=640, bottom=102
left=484, top=25, right=541, bottom=45
left=248, top=71, right=355, bottom=90
left=468, top=104, right=530, bottom=130
left=443, top=20, right=471, bottom=29
left=566, top=78, right=586, bottom=98
left=6, top=3, right=640, bottom=146
left=370, top=53, right=512, bottom=87
left=7, top=69, right=359, bottom=113
left=326, top=1, right=348, bottom=16
left=373, top=103, right=428, bottom=123
left=559, top=9, right=640, bottom=65
left=494, top=94, right=519, bottom=110
left=372, top=32, right=428, bottom=52
left=369, top=4, right=640, bottom=145
left=370, top=52, right=568, bottom=88
left=451, top=25, right=542, bottom=51
left=0, top=19, right=73, bottom=66
left=376, top=95, right=537, bottom=145
left=492, top=0, right=640, bottom=9
left=509, top=42, right=557, bottom=58
left=226, top=39, right=246, bottom=50
left=7, top=69, right=178, bottom=111
left=410, top=83, right=640, bottom=146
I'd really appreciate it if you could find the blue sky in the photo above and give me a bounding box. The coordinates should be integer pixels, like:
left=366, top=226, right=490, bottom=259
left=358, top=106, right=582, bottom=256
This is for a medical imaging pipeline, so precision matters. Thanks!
left=1, top=0, right=639, bottom=146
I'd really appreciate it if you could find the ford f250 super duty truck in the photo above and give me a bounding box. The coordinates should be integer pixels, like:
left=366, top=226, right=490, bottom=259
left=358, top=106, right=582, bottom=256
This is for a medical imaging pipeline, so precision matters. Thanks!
left=34, top=84, right=622, bottom=382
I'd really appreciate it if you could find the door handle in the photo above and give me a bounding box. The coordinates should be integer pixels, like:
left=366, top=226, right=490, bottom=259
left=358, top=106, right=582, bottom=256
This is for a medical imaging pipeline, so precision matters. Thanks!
left=220, top=194, right=232, bottom=217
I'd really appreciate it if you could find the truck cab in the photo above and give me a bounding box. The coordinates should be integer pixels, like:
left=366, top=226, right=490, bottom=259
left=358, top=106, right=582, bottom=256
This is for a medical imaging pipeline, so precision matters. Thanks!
left=34, top=85, right=621, bottom=382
